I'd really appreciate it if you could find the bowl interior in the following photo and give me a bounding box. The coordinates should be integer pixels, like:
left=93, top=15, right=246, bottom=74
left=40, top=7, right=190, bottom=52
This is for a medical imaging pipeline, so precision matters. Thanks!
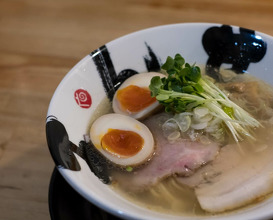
left=46, top=23, right=273, bottom=220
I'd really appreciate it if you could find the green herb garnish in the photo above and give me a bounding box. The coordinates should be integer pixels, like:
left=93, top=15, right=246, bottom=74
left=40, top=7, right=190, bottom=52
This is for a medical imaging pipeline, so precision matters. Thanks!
left=126, top=166, right=133, bottom=172
left=149, top=54, right=261, bottom=142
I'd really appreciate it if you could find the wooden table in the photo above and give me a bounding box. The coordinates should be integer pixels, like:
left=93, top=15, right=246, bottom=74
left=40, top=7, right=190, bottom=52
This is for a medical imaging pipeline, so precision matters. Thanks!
left=1, top=0, right=273, bottom=219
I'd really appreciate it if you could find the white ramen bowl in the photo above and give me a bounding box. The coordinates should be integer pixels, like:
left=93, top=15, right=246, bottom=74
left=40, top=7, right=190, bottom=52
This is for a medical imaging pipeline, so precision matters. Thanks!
left=46, top=23, right=273, bottom=220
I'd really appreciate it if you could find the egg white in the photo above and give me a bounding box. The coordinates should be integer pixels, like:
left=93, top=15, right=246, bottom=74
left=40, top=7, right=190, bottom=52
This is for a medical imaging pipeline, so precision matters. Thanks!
left=112, top=72, right=165, bottom=120
left=90, top=113, right=155, bottom=166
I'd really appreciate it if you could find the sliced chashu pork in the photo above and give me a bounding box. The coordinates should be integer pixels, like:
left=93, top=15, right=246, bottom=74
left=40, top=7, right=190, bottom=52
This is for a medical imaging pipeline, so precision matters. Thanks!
left=112, top=113, right=220, bottom=191
left=177, top=143, right=243, bottom=188
left=178, top=124, right=273, bottom=213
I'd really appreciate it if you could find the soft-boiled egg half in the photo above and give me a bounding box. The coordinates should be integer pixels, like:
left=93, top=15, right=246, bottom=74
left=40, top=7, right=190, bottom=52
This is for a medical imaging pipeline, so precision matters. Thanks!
left=90, top=113, right=155, bottom=167
left=112, top=72, right=165, bottom=120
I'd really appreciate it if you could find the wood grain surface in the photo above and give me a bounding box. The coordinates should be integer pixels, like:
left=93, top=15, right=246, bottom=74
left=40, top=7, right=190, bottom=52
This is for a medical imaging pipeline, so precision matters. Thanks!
left=0, top=0, right=273, bottom=219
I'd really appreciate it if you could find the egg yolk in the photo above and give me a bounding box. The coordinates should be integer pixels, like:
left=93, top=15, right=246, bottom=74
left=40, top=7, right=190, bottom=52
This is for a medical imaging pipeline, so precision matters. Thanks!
left=117, top=85, right=156, bottom=113
left=101, top=129, right=144, bottom=157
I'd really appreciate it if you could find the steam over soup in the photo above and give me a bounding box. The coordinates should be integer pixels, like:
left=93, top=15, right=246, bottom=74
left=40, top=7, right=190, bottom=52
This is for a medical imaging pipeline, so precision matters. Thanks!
left=88, top=54, right=273, bottom=216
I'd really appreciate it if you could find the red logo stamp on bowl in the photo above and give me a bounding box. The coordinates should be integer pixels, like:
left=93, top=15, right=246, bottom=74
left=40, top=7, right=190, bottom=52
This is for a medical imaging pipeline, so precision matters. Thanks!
left=74, top=89, right=92, bottom=109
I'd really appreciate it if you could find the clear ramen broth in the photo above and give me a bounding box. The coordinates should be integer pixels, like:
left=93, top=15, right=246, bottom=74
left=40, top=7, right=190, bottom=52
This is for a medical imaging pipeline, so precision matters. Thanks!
left=89, top=69, right=273, bottom=217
